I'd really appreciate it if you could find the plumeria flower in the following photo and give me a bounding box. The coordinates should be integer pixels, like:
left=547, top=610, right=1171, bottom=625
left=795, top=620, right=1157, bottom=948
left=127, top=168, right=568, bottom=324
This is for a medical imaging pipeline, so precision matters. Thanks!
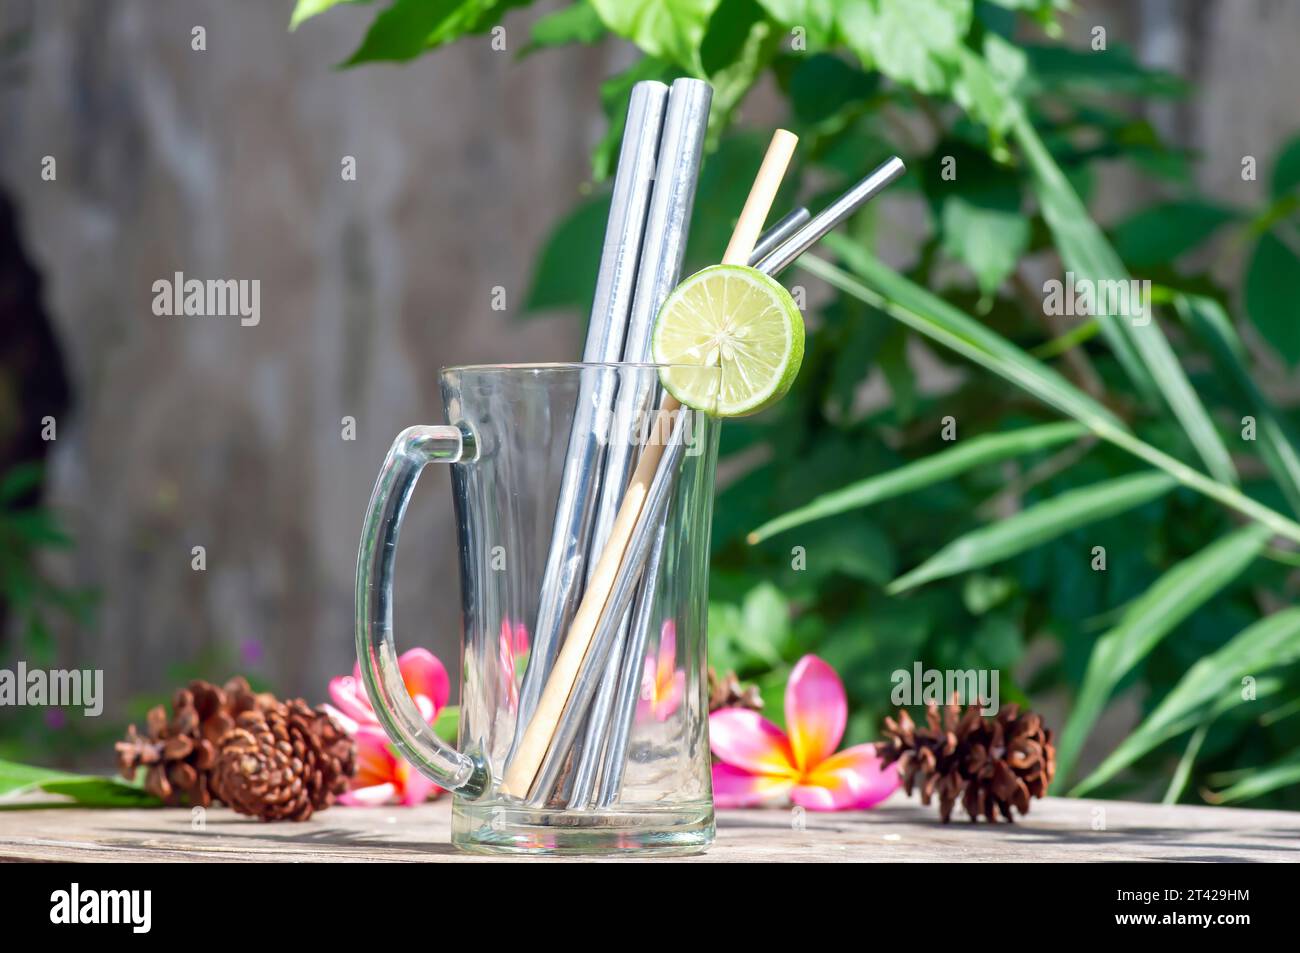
left=710, top=655, right=899, bottom=811
left=341, top=727, right=439, bottom=807
left=326, top=647, right=450, bottom=806
left=325, top=647, right=450, bottom=735
left=498, top=618, right=530, bottom=712
left=638, top=620, right=685, bottom=722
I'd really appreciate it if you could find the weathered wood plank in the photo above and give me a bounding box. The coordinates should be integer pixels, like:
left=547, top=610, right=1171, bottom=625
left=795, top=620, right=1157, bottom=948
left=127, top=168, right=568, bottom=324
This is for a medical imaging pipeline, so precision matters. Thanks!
left=1, top=797, right=1295, bottom=862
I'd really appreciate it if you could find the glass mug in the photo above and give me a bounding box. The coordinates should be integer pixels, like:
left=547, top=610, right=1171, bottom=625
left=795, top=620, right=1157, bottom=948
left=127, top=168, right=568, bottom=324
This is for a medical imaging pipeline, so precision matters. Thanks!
left=355, top=364, right=721, bottom=854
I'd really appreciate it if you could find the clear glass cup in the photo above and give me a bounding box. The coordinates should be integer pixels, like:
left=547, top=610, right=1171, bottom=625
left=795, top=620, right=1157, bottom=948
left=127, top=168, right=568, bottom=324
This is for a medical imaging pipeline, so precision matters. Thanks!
left=355, top=363, right=721, bottom=855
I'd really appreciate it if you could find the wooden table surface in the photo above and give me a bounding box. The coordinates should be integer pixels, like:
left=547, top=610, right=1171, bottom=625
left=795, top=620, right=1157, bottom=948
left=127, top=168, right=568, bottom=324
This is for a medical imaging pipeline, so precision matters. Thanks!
left=1, top=795, right=1296, bottom=861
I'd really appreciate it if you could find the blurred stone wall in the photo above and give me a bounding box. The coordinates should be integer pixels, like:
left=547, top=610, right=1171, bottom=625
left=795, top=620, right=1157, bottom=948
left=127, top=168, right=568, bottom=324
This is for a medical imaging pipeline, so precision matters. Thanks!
left=0, top=0, right=614, bottom=718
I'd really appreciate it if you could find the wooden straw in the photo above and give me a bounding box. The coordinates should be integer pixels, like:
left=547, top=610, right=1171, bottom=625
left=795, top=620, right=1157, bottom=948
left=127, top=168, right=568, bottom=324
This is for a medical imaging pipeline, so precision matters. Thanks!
left=502, top=129, right=800, bottom=799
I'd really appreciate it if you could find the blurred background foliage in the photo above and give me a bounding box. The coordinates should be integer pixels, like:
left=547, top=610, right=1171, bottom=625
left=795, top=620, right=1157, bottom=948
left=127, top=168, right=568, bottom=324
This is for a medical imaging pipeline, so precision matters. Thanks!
left=294, top=0, right=1300, bottom=807
left=2, top=0, right=1295, bottom=808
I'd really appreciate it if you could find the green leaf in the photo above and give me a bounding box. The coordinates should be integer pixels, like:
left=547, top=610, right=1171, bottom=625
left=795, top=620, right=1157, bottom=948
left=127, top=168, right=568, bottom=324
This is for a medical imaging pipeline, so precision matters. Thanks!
left=837, top=0, right=971, bottom=94
left=1014, top=111, right=1239, bottom=486
left=524, top=193, right=610, bottom=314
left=1175, top=293, right=1300, bottom=516
left=887, top=471, right=1177, bottom=594
left=938, top=164, right=1029, bottom=294
left=700, top=0, right=777, bottom=122
left=738, top=583, right=789, bottom=665
left=1054, top=524, right=1270, bottom=787
left=800, top=250, right=1300, bottom=546
left=345, top=0, right=520, bottom=65
left=0, top=462, right=43, bottom=503
left=748, top=421, right=1084, bottom=542
left=521, top=1, right=607, bottom=55
left=1111, top=200, right=1240, bottom=269
left=1209, top=749, right=1300, bottom=805
left=1270, top=133, right=1300, bottom=199
left=756, top=0, right=836, bottom=49
left=788, top=53, right=877, bottom=125
left=589, top=0, right=720, bottom=73
left=433, top=704, right=459, bottom=744
left=1072, top=607, right=1300, bottom=795
left=289, top=0, right=371, bottom=31
left=1245, top=231, right=1300, bottom=366
left=1020, top=42, right=1185, bottom=97
left=951, top=36, right=1025, bottom=136
left=0, top=758, right=161, bottom=808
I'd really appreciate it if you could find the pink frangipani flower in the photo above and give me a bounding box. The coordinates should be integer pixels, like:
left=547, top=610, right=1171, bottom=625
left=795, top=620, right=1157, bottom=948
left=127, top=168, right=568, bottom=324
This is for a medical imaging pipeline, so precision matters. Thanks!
left=709, top=655, right=899, bottom=811
left=638, top=621, right=685, bottom=722
left=326, top=647, right=450, bottom=806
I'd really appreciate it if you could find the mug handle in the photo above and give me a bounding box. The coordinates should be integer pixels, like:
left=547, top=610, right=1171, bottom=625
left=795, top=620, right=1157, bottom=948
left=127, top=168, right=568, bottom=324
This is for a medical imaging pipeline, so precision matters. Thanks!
left=355, top=425, right=490, bottom=797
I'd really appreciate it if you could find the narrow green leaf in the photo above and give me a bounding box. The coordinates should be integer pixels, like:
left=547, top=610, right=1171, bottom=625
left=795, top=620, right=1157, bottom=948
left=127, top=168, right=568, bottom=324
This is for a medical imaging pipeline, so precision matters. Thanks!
left=748, top=421, right=1085, bottom=543
left=1072, top=607, right=1300, bottom=795
left=0, top=758, right=160, bottom=808
left=889, top=471, right=1176, bottom=594
left=1176, top=293, right=1300, bottom=516
left=1014, top=112, right=1239, bottom=486
left=1209, top=749, right=1300, bottom=805
left=1055, top=524, right=1270, bottom=786
left=801, top=250, right=1300, bottom=546
left=1162, top=722, right=1208, bottom=805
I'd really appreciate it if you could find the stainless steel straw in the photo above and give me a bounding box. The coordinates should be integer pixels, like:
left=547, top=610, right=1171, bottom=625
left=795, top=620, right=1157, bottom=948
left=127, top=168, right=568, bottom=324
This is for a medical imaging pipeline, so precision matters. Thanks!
left=527, top=409, right=690, bottom=804
left=511, top=82, right=669, bottom=752
left=561, top=78, right=713, bottom=806
left=755, top=156, right=906, bottom=276
left=749, top=206, right=810, bottom=264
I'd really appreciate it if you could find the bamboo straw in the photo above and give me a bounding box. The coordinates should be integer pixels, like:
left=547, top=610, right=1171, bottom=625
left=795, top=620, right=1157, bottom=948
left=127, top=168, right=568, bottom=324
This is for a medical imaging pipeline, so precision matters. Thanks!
left=503, top=129, right=801, bottom=799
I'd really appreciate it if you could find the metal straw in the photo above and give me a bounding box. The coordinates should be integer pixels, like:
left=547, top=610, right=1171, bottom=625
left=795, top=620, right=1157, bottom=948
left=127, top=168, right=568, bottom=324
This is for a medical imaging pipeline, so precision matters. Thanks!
left=749, top=206, right=810, bottom=265
left=527, top=409, right=689, bottom=805
left=755, top=156, right=906, bottom=276
left=511, top=82, right=668, bottom=754
left=556, top=79, right=713, bottom=806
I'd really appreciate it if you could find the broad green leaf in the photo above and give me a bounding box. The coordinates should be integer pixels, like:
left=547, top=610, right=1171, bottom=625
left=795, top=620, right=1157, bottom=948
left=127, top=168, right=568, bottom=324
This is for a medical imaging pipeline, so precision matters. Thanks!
left=755, top=0, right=835, bottom=49
left=939, top=171, right=1029, bottom=294
left=887, top=471, right=1177, bottom=594
left=738, top=583, right=789, bottom=665
left=1175, top=293, right=1300, bottom=516
left=1014, top=112, right=1239, bottom=486
left=1245, top=232, right=1300, bottom=366
left=788, top=53, right=877, bottom=125
left=1270, top=133, right=1300, bottom=199
left=521, top=1, right=606, bottom=55
left=524, top=193, right=610, bottom=315
left=0, top=758, right=160, bottom=808
left=1054, top=523, right=1270, bottom=787
left=1020, top=42, right=1185, bottom=97
left=1209, top=749, right=1300, bottom=805
left=589, top=0, right=720, bottom=73
left=837, top=0, right=972, bottom=94
left=700, top=0, right=777, bottom=123
left=1111, top=200, right=1240, bottom=269
left=748, top=421, right=1084, bottom=542
left=289, top=0, right=371, bottom=31
left=346, top=0, right=522, bottom=65
left=1073, top=607, right=1300, bottom=795
left=951, top=37, right=1025, bottom=136
left=800, top=248, right=1300, bottom=546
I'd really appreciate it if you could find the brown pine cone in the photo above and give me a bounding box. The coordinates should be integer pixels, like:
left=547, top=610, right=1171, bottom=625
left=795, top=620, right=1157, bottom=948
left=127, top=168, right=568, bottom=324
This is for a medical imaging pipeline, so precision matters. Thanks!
left=212, top=699, right=355, bottom=822
left=707, top=668, right=764, bottom=713
left=115, top=676, right=270, bottom=807
left=877, top=696, right=1055, bottom=823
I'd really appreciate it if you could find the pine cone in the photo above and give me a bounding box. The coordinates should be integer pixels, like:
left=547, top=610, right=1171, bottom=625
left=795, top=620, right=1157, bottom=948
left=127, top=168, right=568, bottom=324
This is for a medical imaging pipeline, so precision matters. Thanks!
left=707, top=668, right=763, bottom=713
left=212, top=699, right=355, bottom=822
left=877, top=697, right=1055, bottom=823
left=115, top=676, right=270, bottom=807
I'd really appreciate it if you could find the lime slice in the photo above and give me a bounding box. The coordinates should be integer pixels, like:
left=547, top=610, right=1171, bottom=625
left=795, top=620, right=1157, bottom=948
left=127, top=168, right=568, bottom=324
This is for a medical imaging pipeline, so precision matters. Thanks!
left=651, top=264, right=804, bottom=417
